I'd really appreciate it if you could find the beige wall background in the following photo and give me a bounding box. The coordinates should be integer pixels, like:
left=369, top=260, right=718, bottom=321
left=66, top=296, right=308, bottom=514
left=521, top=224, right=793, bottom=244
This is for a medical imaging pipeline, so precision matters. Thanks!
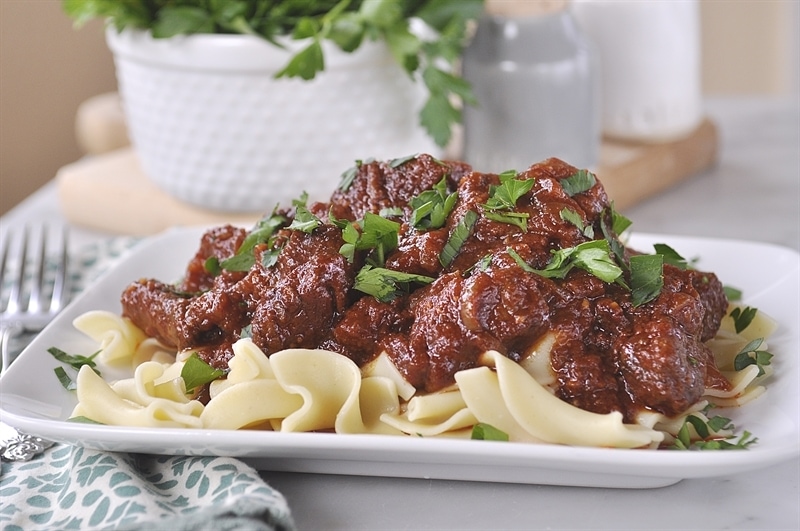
left=1, top=0, right=799, bottom=216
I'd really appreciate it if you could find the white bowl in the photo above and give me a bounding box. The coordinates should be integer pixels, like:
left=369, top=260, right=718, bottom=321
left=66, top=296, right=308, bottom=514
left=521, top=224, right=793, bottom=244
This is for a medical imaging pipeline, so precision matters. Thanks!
left=106, top=28, right=440, bottom=212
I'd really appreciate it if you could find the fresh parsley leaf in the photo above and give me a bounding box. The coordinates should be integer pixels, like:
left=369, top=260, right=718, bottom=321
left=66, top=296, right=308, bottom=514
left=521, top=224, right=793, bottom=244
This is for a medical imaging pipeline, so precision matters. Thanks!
left=471, top=423, right=509, bottom=441
left=610, top=204, right=633, bottom=235
left=260, top=247, right=282, bottom=269
left=338, top=160, right=362, bottom=192
left=218, top=211, right=287, bottom=272
left=288, top=205, right=322, bottom=233
left=409, top=177, right=458, bottom=230
left=483, top=211, right=530, bottom=232
left=47, top=346, right=101, bottom=373
left=219, top=252, right=260, bottom=272
left=152, top=6, right=214, bottom=37
left=54, top=366, right=77, bottom=391
left=204, top=256, right=222, bottom=276
left=560, top=169, right=597, bottom=196
left=483, top=171, right=533, bottom=211
left=692, top=431, right=757, bottom=450
left=652, top=243, right=689, bottom=270
left=354, top=265, right=434, bottom=302
left=338, top=221, right=361, bottom=263
left=560, top=207, right=594, bottom=238
left=361, top=213, right=401, bottom=266
left=464, top=254, right=493, bottom=276
left=724, top=286, right=743, bottom=301
left=481, top=171, right=534, bottom=231
left=706, top=415, right=735, bottom=433
left=733, top=338, right=773, bottom=376
left=629, top=254, right=664, bottom=307
left=510, top=240, right=623, bottom=284
left=730, top=306, right=758, bottom=334
left=379, top=207, right=404, bottom=218
left=337, top=213, right=400, bottom=267
left=439, top=210, right=478, bottom=268
left=181, top=353, right=226, bottom=393
left=389, top=154, right=417, bottom=168
left=600, top=210, right=628, bottom=267
left=673, top=418, right=757, bottom=450
left=276, top=38, right=325, bottom=81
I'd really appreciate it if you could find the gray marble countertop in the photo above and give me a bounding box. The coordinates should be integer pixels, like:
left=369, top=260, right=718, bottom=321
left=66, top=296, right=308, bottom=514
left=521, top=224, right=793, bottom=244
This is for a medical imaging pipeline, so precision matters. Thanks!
left=2, top=97, right=798, bottom=530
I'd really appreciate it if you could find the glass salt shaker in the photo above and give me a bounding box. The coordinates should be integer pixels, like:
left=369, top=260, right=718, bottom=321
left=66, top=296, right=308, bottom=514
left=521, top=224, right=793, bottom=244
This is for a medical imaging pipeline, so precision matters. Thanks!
left=461, top=3, right=601, bottom=172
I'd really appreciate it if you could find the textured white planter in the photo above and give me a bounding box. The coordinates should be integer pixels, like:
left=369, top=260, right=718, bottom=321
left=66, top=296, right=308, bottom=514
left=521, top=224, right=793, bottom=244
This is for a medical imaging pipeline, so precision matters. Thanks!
left=106, top=28, right=440, bottom=212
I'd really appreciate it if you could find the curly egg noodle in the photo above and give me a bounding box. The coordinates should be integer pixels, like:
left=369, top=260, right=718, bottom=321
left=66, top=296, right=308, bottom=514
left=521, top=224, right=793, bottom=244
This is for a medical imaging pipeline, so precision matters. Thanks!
left=68, top=306, right=777, bottom=449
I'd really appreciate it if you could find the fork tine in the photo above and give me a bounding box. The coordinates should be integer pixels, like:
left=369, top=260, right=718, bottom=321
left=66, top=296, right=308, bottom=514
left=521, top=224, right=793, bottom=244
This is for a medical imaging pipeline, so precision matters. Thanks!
left=0, top=233, right=10, bottom=300
left=27, top=226, right=47, bottom=315
left=49, top=226, right=69, bottom=313
left=5, top=228, right=27, bottom=315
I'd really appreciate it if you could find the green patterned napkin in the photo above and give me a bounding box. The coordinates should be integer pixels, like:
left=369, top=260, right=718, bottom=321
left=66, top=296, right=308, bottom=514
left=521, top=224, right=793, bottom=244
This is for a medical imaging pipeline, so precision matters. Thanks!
left=1, top=447, right=294, bottom=530
left=0, top=236, right=296, bottom=531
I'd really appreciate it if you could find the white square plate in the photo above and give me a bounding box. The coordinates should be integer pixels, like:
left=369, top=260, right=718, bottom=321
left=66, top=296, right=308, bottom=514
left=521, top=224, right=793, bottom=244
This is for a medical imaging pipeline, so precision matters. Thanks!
left=1, top=228, right=798, bottom=488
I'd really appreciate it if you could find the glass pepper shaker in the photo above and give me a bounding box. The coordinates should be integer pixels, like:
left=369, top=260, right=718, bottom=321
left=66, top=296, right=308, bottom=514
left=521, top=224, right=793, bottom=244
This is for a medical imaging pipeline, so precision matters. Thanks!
left=461, top=1, right=601, bottom=172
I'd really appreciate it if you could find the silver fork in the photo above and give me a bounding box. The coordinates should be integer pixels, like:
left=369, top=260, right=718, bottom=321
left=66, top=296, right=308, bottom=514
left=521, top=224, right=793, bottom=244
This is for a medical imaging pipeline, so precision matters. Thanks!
left=0, top=225, right=69, bottom=462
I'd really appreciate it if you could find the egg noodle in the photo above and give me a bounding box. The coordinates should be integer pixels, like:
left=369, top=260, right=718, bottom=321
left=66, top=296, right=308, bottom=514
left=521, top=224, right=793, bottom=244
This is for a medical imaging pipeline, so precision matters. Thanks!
left=65, top=302, right=776, bottom=449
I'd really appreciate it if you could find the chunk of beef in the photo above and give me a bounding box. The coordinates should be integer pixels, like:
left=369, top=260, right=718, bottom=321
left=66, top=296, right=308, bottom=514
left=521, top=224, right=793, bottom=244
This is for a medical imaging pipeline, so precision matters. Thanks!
left=328, top=154, right=468, bottom=221
left=179, top=225, right=248, bottom=293
left=245, top=225, right=356, bottom=354
left=614, top=318, right=709, bottom=417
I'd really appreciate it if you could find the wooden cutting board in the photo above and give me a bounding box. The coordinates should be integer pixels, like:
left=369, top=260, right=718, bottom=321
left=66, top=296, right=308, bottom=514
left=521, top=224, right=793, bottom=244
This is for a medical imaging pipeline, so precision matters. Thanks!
left=57, top=118, right=717, bottom=236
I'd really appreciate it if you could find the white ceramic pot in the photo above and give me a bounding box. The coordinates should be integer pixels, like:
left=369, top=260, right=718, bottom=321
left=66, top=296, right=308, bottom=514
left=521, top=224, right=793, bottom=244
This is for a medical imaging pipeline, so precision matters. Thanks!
left=106, top=28, right=440, bottom=212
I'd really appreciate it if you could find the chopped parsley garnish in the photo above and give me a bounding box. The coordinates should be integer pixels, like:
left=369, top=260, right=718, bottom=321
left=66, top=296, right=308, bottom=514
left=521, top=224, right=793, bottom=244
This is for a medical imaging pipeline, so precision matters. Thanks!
left=652, top=243, right=690, bottom=270
left=209, top=211, right=287, bottom=273
left=409, top=177, right=457, bottom=230
left=48, top=346, right=102, bottom=391
left=509, top=240, right=623, bottom=284
left=238, top=211, right=287, bottom=255
left=439, top=210, right=478, bottom=268
left=337, top=158, right=374, bottom=192
left=54, top=366, right=77, bottom=391
left=464, top=254, right=493, bottom=277
left=388, top=154, right=417, bottom=168
left=287, top=205, right=322, bottom=233
left=483, top=211, right=530, bottom=232
left=483, top=170, right=531, bottom=210
left=379, top=207, right=404, bottom=218
left=724, top=286, right=743, bottom=301
left=287, top=193, right=322, bottom=233
left=481, top=170, right=534, bottom=231
left=339, top=212, right=400, bottom=267
left=672, top=412, right=757, bottom=451
left=354, top=265, right=434, bottom=302
left=600, top=212, right=627, bottom=266
left=471, top=423, right=509, bottom=441
left=560, top=207, right=594, bottom=238
left=733, top=338, right=773, bottom=376
left=609, top=204, right=633, bottom=235
left=181, top=353, right=226, bottom=393
left=629, top=254, right=664, bottom=307
left=560, top=169, right=597, bottom=197
left=730, top=306, right=758, bottom=333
